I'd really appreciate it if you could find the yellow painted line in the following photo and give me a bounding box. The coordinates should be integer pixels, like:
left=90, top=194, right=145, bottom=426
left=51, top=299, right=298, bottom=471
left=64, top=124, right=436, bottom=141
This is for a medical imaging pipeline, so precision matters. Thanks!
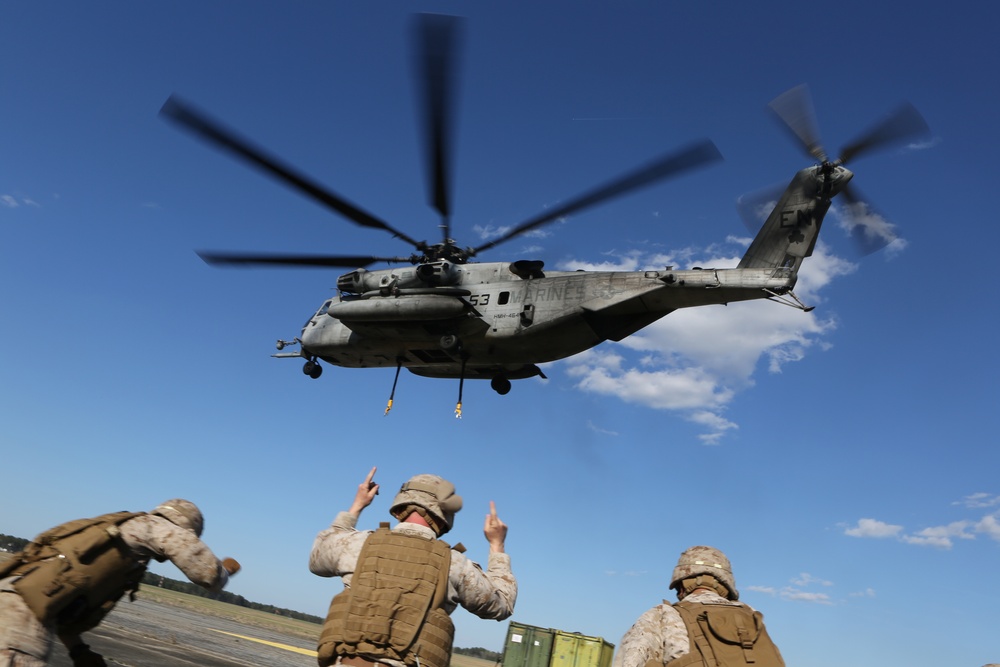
left=208, top=628, right=318, bottom=657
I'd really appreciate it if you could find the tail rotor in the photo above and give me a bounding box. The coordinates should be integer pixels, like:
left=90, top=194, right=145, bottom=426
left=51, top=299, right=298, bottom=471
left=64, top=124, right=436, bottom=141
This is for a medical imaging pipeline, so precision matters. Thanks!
left=765, top=84, right=930, bottom=255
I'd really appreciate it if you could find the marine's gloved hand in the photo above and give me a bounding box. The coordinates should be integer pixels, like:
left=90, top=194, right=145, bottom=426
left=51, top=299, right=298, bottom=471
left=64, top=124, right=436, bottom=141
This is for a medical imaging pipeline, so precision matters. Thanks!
left=222, top=557, right=241, bottom=575
left=69, top=643, right=107, bottom=667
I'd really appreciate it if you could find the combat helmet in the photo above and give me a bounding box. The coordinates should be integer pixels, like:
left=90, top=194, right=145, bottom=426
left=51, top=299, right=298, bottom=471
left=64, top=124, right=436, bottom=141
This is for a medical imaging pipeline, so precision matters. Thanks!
left=669, top=545, right=739, bottom=600
left=152, top=499, right=204, bottom=537
left=390, top=474, right=463, bottom=536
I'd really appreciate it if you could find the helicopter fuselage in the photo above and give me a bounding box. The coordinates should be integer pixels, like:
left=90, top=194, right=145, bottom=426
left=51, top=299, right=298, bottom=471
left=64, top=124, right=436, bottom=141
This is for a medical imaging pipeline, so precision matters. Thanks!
left=292, top=260, right=797, bottom=381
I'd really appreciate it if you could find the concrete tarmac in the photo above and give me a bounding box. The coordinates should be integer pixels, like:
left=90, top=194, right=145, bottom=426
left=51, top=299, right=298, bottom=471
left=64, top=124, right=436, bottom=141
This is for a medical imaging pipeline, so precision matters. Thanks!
left=47, top=597, right=318, bottom=667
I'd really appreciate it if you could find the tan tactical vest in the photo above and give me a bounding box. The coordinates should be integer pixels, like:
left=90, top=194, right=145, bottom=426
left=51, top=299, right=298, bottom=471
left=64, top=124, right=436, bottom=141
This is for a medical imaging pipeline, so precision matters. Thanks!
left=664, top=600, right=785, bottom=667
left=317, top=524, right=455, bottom=667
left=1, top=511, right=146, bottom=631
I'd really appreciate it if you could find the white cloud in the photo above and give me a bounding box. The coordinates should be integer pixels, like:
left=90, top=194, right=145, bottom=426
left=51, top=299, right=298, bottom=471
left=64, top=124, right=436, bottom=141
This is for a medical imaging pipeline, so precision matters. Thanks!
left=745, top=585, right=776, bottom=596
left=901, top=521, right=974, bottom=549
left=559, top=250, right=644, bottom=272
left=750, top=574, right=837, bottom=605
left=689, top=411, right=738, bottom=446
left=779, top=589, right=833, bottom=605
left=565, top=349, right=735, bottom=411
left=791, top=573, right=833, bottom=587
left=845, top=506, right=1000, bottom=549
left=518, top=244, right=545, bottom=255
left=906, top=136, right=940, bottom=152
left=1, top=194, right=41, bottom=209
left=956, top=492, right=1000, bottom=509
left=844, top=518, right=903, bottom=538
left=833, top=200, right=902, bottom=257
left=780, top=572, right=836, bottom=604
left=474, top=221, right=557, bottom=243
left=473, top=223, right=513, bottom=241
left=975, top=515, right=1000, bottom=542
left=792, top=242, right=857, bottom=298
left=550, top=238, right=858, bottom=443
left=620, top=296, right=833, bottom=379
left=586, top=421, right=619, bottom=437
left=849, top=588, right=876, bottom=598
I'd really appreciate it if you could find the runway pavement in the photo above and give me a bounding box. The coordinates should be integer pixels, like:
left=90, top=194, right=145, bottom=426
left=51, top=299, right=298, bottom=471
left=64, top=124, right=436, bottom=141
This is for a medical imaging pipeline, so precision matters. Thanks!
left=47, top=597, right=319, bottom=667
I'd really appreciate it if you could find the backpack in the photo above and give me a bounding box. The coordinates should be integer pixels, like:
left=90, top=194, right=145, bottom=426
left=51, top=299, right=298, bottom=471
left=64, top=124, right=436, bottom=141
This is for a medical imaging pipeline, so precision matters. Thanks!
left=3, top=511, right=144, bottom=629
left=667, top=600, right=785, bottom=667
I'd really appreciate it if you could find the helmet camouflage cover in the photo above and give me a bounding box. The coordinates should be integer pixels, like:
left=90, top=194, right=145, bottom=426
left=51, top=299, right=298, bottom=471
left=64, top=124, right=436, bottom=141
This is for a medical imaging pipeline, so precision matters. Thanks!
left=152, top=499, right=204, bottom=537
left=390, top=474, right=463, bottom=536
left=670, top=545, right=739, bottom=600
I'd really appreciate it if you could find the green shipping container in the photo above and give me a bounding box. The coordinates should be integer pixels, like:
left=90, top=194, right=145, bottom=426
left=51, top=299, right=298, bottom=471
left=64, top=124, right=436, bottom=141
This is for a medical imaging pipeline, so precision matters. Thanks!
left=549, top=630, right=615, bottom=667
left=501, top=622, right=555, bottom=667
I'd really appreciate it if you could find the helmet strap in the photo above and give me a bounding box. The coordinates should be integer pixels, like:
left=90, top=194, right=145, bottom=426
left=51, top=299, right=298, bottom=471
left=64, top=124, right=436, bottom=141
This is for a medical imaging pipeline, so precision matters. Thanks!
left=676, top=575, right=732, bottom=600
left=396, top=506, right=446, bottom=536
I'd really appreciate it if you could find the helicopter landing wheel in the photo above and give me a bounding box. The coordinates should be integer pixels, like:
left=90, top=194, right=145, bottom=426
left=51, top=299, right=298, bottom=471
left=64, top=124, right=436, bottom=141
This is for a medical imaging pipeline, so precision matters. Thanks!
left=303, top=360, right=323, bottom=379
left=440, top=334, right=460, bottom=352
left=491, top=375, right=512, bottom=395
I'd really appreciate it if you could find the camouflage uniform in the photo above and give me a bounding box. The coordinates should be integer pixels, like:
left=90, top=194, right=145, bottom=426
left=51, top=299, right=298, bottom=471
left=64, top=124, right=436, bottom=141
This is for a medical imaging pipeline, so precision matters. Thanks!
left=309, top=510, right=517, bottom=666
left=612, top=590, right=747, bottom=667
left=0, top=513, right=231, bottom=666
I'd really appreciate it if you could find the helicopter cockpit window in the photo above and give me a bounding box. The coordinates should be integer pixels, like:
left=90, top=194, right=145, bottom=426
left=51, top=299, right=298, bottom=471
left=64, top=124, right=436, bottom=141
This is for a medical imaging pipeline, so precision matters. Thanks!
left=317, top=300, right=333, bottom=317
left=498, top=291, right=510, bottom=305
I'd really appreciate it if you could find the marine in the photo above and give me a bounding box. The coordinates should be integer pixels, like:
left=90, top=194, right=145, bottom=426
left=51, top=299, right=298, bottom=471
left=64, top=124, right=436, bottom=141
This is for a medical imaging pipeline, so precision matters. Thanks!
left=309, top=467, right=517, bottom=667
left=0, top=499, right=240, bottom=667
left=613, top=546, right=784, bottom=667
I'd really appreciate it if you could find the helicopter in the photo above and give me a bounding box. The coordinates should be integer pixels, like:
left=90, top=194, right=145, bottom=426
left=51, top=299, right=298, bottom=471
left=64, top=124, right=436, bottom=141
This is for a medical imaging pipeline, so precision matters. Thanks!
left=161, top=14, right=929, bottom=415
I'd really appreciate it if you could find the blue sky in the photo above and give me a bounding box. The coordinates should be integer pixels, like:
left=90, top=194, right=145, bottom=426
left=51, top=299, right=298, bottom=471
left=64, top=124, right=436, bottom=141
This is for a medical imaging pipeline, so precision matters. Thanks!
left=2, top=2, right=998, bottom=666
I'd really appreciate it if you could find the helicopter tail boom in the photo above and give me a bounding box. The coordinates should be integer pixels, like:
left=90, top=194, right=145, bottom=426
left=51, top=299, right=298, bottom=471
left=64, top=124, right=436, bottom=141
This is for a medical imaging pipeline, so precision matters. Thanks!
left=737, top=164, right=852, bottom=273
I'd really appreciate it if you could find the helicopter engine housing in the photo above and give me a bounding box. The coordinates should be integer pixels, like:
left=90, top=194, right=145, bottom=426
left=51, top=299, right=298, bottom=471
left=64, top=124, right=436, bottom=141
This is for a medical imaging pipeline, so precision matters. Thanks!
left=336, top=261, right=462, bottom=295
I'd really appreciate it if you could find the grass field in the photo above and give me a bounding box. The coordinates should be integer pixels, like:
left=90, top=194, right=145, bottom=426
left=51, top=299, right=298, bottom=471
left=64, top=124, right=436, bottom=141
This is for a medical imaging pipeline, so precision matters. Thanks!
left=136, top=584, right=324, bottom=641
left=451, top=654, right=499, bottom=667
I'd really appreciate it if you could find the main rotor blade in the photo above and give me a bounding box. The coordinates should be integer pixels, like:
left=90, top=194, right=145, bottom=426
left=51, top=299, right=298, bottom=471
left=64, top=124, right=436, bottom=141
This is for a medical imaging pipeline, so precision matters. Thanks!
left=161, top=96, right=424, bottom=250
left=768, top=84, right=828, bottom=162
left=470, top=140, right=723, bottom=257
left=838, top=102, right=930, bottom=165
left=415, top=14, right=463, bottom=242
left=197, top=251, right=415, bottom=269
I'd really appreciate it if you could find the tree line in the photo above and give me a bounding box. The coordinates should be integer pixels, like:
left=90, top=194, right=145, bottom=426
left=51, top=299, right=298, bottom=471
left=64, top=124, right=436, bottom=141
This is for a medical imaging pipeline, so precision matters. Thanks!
left=141, top=571, right=324, bottom=623
left=0, top=534, right=29, bottom=552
